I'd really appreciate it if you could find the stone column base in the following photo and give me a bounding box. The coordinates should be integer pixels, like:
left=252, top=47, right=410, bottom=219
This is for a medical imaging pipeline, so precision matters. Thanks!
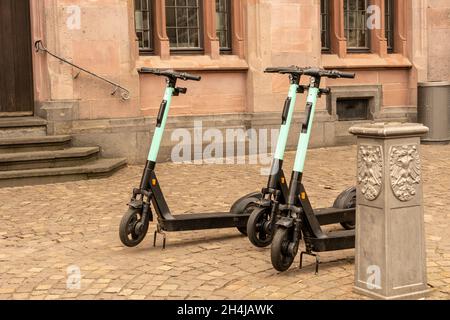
left=354, top=286, right=431, bottom=300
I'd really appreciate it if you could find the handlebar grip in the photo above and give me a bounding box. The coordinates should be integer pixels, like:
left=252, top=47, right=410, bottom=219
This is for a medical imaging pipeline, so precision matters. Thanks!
left=140, top=67, right=160, bottom=74
left=338, top=72, right=356, bottom=79
left=264, top=66, right=298, bottom=74
left=180, top=72, right=202, bottom=81
left=264, top=67, right=281, bottom=73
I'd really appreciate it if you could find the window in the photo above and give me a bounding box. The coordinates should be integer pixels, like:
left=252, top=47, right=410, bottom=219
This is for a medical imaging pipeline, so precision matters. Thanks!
left=385, top=0, right=394, bottom=52
left=133, top=0, right=244, bottom=57
left=135, top=0, right=153, bottom=53
left=320, top=0, right=331, bottom=52
left=322, top=0, right=403, bottom=56
left=166, top=0, right=203, bottom=51
left=216, top=0, right=232, bottom=52
left=344, top=0, right=370, bottom=52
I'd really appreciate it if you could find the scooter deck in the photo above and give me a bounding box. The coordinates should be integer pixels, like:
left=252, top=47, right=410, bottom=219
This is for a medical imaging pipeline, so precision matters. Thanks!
left=158, top=212, right=249, bottom=232
left=305, top=229, right=355, bottom=252
left=314, top=207, right=355, bottom=226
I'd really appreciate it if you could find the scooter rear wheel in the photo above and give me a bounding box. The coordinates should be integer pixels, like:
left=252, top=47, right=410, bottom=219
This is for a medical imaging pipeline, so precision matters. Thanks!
left=119, top=208, right=149, bottom=247
left=271, top=227, right=296, bottom=272
left=333, top=186, right=356, bottom=230
left=230, top=192, right=261, bottom=236
left=247, top=207, right=273, bottom=247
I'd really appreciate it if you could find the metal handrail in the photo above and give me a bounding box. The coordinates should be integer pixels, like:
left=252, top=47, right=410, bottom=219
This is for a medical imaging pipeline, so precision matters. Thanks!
left=35, top=40, right=130, bottom=100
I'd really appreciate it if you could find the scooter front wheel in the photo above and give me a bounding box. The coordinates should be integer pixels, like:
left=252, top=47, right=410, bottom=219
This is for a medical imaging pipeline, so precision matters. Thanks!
left=271, top=227, right=297, bottom=272
left=119, top=208, right=149, bottom=247
left=247, top=207, right=273, bottom=247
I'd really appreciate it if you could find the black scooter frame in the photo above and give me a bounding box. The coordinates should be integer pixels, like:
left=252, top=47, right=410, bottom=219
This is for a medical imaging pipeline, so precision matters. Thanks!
left=269, top=68, right=357, bottom=273
left=121, top=69, right=262, bottom=249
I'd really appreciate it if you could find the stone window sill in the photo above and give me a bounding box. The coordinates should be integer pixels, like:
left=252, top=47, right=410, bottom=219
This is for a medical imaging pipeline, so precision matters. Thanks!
left=322, top=53, right=412, bottom=70
left=136, top=55, right=249, bottom=72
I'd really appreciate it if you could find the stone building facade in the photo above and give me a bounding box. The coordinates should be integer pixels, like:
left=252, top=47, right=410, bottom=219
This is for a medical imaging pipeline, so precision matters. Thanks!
left=1, top=0, right=449, bottom=163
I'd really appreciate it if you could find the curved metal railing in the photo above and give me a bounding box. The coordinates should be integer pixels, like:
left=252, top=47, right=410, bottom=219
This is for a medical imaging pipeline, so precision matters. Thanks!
left=35, top=40, right=130, bottom=100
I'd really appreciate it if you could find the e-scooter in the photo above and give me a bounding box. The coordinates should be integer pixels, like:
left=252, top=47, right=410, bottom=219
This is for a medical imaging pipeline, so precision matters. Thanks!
left=119, top=68, right=261, bottom=248
left=247, top=67, right=356, bottom=251
left=245, top=66, right=312, bottom=247
left=263, top=67, right=357, bottom=273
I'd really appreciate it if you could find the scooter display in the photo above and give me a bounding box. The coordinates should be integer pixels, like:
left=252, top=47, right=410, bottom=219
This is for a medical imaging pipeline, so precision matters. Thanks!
left=258, top=67, right=357, bottom=273
left=119, top=68, right=261, bottom=248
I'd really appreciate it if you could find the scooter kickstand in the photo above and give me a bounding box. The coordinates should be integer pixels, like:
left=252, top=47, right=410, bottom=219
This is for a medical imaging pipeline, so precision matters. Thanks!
left=299, top=251, right=320, bottom=275
left=153, top=224, right=167, bottom=249
left=314, top=255, right=320, bottom=275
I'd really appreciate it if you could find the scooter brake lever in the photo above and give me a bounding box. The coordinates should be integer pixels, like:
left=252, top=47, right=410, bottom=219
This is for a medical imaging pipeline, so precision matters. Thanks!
left=173, top=87, right=187, bottom=96
left=297, top=85, right=309, bottom=93
left=318, top=87, right=331, bottom=97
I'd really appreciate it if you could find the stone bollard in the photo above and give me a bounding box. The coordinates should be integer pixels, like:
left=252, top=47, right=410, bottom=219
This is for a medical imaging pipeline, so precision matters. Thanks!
left=349, top=122, right=430, bottom=300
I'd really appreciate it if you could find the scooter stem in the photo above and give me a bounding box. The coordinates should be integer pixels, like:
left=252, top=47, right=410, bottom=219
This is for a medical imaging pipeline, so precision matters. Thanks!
left=293, top=78, right=319, bottom=173
left=266, top=77, right=302, bottom=190
left=148, top=85, right=175, bottom=163
left=273, top=83, right=299, bottom=161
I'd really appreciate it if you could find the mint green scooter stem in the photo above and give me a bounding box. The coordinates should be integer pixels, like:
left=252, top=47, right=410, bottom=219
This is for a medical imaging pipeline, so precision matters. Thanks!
left=148, top=86, right=174, bottom=162
left=293, top=86, right=319, bottom=173
left=274, top=84, right=299, bottom=161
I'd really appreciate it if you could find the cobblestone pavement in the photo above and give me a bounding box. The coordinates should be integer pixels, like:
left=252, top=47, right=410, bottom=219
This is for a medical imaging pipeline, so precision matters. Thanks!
left=0, top=145, right=449, bottom=300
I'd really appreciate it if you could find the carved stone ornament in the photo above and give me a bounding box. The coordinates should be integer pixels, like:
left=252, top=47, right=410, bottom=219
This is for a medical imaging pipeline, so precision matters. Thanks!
left=357, top=145, right=383, bottom=201
left=389, top=144, right=421, bottom=202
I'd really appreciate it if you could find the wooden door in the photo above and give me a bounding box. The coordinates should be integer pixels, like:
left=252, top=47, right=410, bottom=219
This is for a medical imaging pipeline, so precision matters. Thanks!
left=0, top=0, right=34, bottom=116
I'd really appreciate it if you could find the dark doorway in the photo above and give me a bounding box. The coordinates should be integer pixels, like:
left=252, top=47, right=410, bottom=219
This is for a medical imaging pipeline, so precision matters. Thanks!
left=0, top=0, right=34, bottom=116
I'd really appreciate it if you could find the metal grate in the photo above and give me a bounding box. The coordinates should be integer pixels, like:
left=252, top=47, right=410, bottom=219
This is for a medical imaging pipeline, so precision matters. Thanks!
left=344, top=0, right=370, bottom=52
left=166, top=0, right=203, bottom=51
left=337, top=98, right=370, bottom=121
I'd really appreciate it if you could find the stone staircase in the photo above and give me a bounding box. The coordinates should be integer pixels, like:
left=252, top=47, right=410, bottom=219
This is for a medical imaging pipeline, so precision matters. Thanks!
left=0, top=117, right=126, bottom=187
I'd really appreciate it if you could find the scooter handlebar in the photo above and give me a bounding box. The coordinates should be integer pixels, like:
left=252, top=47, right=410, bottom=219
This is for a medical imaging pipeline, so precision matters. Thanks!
left=264, top=66, right=355, bottom=80
left=139, top=68, right=201, bottom=81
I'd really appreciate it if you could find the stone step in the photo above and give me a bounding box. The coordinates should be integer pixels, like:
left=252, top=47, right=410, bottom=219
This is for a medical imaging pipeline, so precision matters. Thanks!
left=0, top=117, right=47, bottom=128
left=0, top=147, right=100, bottom=171
left=0, top=135, right=72, bottom=153
left=0, top=117, right=47, bottom=138
left=0, top=158, right=127, bottom=188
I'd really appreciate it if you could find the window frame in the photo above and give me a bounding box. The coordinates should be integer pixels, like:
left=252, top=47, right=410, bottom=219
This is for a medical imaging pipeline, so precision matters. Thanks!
left=216, top=0, right=233, bottom=53
left=134, top=0, right=154, bottom=55
left=344, top=0, right=371, bottom=53
left=165, top=0, right=205, bottom=54
left=320, top=0, right=331, bottom=53
left=385, top=0, right=395, bottom=53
